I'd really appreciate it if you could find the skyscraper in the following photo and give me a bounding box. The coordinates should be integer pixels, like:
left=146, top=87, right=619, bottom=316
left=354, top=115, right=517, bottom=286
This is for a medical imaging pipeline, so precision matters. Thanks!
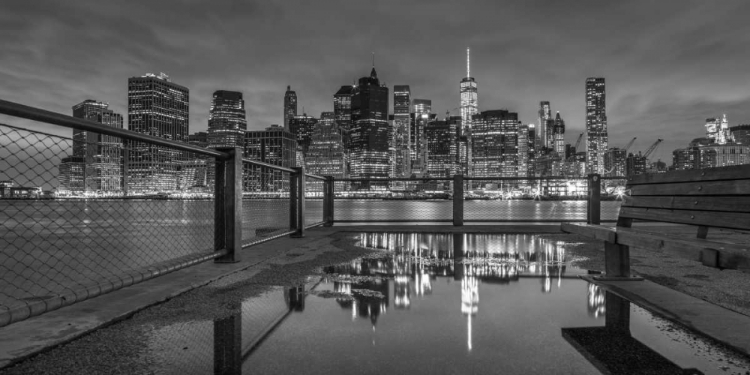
left=412, top=99, right=432, bottom=167
left=63, top=100, right=123, bottom=192
left=334, top=85, right=354, bottom=150
left=460, top=47, right=478, bottom=132
left=244, top=125, right=296, bottom=192
left=471, top=110, right=519, bottom=177
left=585, top=77, right=608, bottom=174
left=425, top=119, right=458, bottom=178
left=127, top=72, right=189, bottom=192
left=284, top=85, right=297, bottom=130
left=208, top=90, right=246, bottom=148
left=350, top=66, right=389, bottom=189
left=553, top=112, right=566, bottom=156
left=305, top=112, right=348, bottom=188
left=538, top=101, right=553, bottom=151
left=393, top=86, right=411, bottom=181
left=288, top=113, right=318, bottom=154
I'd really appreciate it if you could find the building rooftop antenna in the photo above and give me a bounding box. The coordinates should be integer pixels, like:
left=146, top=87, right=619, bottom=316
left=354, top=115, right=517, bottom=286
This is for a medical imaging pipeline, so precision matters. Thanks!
left=467, top=47, right=470, bottom=78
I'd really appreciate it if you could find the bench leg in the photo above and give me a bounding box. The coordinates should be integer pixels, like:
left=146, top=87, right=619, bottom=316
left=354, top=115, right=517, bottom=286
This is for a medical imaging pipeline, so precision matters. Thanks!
left=605, top=241, right=631, bottom=278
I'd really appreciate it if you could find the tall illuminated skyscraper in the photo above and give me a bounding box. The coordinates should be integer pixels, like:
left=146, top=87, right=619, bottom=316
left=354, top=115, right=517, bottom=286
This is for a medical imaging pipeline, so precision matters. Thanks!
left=127, top=72, right=189, bottom=192
left=471, top=110, right=519, bottom=177
left=393, top=85, right=411, bottom=180
left=538, top=101, right=553, bottom=151
left=460, top=47, right=478, bottom=132
left=62, top=100, right=123, bottom=192
left=284, top=85, right=297, bottom=130
left=208, top=90, right=246, bottom=148
left=350, top=65, right=389, bottom=189
left=412, top=99, right=432, bottom=172
left=553, top=112, right=566, bottom=156
left=585, top=77, right=608, bottom=174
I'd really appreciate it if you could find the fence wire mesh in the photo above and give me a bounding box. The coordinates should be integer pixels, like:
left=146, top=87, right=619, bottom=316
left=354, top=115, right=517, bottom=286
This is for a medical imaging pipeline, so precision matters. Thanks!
left=464, top=178, right=589, bottom=222
left=304, top=175, right=325, bottom=227
left=241, top=163, right=292, bottom=246
left=0, top=123, right=217, bottom=326
left=332, top=178, right=453, bottom=222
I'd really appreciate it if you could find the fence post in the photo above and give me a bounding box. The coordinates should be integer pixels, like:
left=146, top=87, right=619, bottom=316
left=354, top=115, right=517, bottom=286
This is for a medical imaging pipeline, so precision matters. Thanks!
left=587, top=173, right=601, bottom=225
left=290, top=167, right=305, bottom=238
left=453, top=174, right=464, bottom=226
left=214, top=147, right=242, bottom=263
left=323, top=176, right=334, bottom=227
left=122, top=139, right=129, bottom=197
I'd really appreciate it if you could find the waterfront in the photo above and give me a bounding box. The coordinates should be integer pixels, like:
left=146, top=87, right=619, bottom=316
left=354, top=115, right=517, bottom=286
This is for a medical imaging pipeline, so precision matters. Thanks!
left=0, top=199, right=619, bottom=312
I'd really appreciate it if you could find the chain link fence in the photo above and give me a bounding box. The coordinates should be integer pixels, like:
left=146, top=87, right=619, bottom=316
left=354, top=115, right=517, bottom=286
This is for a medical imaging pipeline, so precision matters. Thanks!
left=0, top=121, right=224, bottom=327
left=241, top=162, right=292, bottom=247
left=333, top=178, right=453, bottom=222
left=304, top=174, right=325, bottom=227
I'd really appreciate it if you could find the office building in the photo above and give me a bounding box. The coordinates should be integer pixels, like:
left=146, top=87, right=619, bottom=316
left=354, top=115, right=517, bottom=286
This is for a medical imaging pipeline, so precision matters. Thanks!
left=288, top=113, right=318, bottom=153
left=244, top=125, right=297, bottom=192
left=127, top=72, right=189, bottom=192
left=305, top=114, right=348, bottom=189
left=349, top=66, right=390, bottom=189
left=471, top=110, right=519, bottom=177
left=425, top=119, right=458, bottom=178
left=393, top=85, right=411, bottom=180
left=208, top=90, right=246, bottom=148
left=63, top=100, right=123, bottom=193
left=538, top=101, right=553, bottom=151
left=585, top=77, right=608, bottom=174
left=284, top=86, right=297, bottom=130
left=553, top=112, right=566, bottom=156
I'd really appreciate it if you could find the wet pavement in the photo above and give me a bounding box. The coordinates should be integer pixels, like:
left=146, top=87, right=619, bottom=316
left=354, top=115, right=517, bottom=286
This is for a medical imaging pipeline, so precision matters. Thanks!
left=1, top=228, right=749, bottom=374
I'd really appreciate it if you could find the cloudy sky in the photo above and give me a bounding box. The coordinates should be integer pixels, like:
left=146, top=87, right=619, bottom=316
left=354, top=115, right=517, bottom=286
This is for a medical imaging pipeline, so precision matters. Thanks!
left=2, top=0, right=750, bottom=163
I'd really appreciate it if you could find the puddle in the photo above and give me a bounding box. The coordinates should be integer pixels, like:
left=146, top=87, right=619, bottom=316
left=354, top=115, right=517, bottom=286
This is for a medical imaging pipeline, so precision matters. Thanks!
left=242, top=233, right=750, bottom=375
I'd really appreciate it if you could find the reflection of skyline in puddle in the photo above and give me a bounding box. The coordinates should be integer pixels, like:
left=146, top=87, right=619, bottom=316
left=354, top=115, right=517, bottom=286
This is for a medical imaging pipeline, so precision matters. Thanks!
left=319, top=233, right=588, bottom=352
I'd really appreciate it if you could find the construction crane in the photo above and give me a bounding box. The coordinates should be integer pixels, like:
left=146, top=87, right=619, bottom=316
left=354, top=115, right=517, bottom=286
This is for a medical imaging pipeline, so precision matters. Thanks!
left=643, top=139, right=663, bottom=159
left=623, top=137, right=637, bottom=152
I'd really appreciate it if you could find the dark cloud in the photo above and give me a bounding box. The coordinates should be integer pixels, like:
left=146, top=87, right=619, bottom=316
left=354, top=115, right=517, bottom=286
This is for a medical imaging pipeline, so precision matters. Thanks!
left=2, top=0, right=750, bottom=164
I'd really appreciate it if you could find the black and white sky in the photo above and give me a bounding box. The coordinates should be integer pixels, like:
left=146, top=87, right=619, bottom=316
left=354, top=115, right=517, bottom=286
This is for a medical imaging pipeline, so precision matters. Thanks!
left=2, top=0, right=750, bottom=162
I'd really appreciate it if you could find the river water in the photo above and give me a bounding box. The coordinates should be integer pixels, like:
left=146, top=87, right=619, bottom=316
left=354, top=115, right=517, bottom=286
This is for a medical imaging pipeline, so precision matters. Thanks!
left=0, top=199, right=620, bottom=310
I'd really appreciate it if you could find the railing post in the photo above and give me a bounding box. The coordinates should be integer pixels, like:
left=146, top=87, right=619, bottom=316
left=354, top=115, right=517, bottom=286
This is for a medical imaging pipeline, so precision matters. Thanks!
left=214, top=147, right=242, bottom=263
left=122, top=139, right=129, bottom=197
left=323, top=176, right=334, bottom=227
left=290, top=167, right=305, bottom=238
left=453, top=174, right=464, bottom=226
left=587, top=173, right=601, bottom=225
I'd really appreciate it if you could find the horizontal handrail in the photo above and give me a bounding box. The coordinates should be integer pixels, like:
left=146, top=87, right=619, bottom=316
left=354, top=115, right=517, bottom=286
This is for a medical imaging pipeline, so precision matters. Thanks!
left=337, top=177, right=453, bottom=182
left=0, top=98, right=230, bottom=160
left=465, top=176, right=587, bottom=181
left=241, top=158, right=295, bottom=173
left=305, top=173, right=325, bottom=181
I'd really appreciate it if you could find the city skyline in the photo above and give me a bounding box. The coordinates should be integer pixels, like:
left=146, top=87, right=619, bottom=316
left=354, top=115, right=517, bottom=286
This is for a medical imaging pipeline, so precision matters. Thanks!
left=2, top=1, right=750, bottom=164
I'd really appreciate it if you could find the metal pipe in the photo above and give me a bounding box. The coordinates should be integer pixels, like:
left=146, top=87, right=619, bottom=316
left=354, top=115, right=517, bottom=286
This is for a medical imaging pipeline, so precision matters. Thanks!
left=241, top=158, right=295, bottom=173
left=0, top=98, right=230, bottom=159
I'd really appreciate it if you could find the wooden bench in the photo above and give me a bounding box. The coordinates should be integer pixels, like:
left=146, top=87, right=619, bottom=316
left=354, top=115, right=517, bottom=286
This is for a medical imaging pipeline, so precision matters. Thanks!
left=562, top=164, right=750, bottom=278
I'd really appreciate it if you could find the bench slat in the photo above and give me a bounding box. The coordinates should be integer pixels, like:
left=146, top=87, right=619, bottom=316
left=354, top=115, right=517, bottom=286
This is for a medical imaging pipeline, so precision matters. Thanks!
left=629, top=180, right=750, bottom=196
left=615, top=228, right=750, bottom=271
left=622, top=196, right=750, bottom=213
left=628, top=164, right=750, bottom=185
left=619, top=206, right=750, bottom=231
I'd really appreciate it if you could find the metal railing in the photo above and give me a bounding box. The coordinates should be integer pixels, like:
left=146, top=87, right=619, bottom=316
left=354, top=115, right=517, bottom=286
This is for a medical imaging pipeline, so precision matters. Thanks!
left=324, top=175, right=623, bottom=225
left=0, top=99, right=321, bottom=327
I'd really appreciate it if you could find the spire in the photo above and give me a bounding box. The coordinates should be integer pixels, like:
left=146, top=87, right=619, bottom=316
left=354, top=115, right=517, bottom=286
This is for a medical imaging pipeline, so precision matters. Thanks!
left=370, top=52, right=377, bottom=78
left=466, top=47, right=470, bottom=78
left=555, top=111, right=561, bottom=120
left=287, top=85, right=290, bottom=91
